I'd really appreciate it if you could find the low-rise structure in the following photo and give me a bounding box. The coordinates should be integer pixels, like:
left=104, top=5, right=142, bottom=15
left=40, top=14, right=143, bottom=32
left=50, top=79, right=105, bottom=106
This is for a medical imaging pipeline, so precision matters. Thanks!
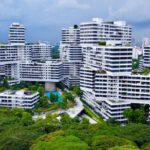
left=100, top=100, right=131, bottom=123
left=0, top=90, right=39, bottom=109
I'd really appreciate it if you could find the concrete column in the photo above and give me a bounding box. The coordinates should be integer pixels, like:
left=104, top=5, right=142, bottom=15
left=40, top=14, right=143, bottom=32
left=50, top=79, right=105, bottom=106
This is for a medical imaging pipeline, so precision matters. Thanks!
left=45, top=82, right=56, bottom=91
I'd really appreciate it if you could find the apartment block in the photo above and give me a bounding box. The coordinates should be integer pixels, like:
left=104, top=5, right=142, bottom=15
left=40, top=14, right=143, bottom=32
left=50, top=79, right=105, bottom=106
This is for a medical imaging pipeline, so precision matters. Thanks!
left=80, top=18, right=132, bottom=46
left=9, top=23, right=25, bottom=45
left=0, top=90, right=39, bottom=109
left=19, top=60, right=64, bottom=82
left=60, top=25, right=82, bottom=87
left=80, top=18, right=150, bottom=123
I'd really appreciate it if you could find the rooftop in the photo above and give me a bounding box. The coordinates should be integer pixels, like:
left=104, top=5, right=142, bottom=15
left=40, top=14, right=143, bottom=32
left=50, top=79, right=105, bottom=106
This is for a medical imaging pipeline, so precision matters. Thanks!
left=0, top=90, right=37, bottom=97
left=105, top=99, right=131, bottom=105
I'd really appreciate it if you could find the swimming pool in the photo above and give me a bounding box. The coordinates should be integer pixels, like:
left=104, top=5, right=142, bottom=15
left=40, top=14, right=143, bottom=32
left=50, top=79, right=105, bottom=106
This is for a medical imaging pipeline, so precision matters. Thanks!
left=45, top=91, right=63, bottom=103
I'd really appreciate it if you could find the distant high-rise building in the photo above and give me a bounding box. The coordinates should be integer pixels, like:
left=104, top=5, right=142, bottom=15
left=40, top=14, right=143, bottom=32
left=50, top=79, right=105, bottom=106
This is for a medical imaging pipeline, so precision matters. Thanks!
left=9, top=23, right=25, bottom=45
left=143, top=38, right=150, bottom=68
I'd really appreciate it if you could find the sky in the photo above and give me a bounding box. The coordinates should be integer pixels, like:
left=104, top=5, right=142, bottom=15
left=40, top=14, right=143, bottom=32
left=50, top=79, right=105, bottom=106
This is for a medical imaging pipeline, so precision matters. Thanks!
left=0, top=0, right=150, bottom=44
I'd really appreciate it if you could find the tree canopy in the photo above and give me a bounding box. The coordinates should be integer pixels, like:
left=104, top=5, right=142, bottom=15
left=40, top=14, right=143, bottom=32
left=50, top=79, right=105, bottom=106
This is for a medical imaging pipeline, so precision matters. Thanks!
left=0, top=107, right=150, bottom=150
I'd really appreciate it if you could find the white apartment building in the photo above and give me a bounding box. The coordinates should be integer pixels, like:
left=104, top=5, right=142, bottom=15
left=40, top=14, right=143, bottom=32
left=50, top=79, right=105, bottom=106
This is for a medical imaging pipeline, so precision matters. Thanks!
left=132, top=46, right=142, bottom=59
left=139, top=56, right=144, bottom=70
left=26, top=42, right=52, bottom=61
left=82, top=43, right=132, bottom=75
left=60, top=26, right=80, bottom=61
left=0, top=23, right=55, bottom=87
left=9, top=23, right=25, bottom=45
left=81, top=71, right=150, bottom=103
left=19, top=60, right=64, bottom=82
left=0, top=90, right=39, bottom=109
left=0, top=44, right=19, bottom=64
left=1, top=19, right=150, bottom=119
left=63, top=61, right=82, bottom=86
left=61, top=45, right=82, bottom=62
left=143, top=38, right=150, bottom=68
left=81, top=69, right=150, bottom=122
left=100, top=100, right=131, bottom=123
left=79, top=18, right=150, bottom=123
left=80, top=18, right=132, bottom=46
left=0, top=44, right=20, bottom=81
left=61, top=26, right=80, bottom=45
left=60, top=26, right=82, bottom=87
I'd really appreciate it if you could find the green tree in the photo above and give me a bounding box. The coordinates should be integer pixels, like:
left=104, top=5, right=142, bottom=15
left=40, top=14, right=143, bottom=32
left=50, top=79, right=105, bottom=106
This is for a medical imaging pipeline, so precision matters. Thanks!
left=117, top=123, right=150, bottom=146
left=12, top=108, right=24, bottom=118
left=40, top=96, right=49, bottom=108
left=55, top=94, right=59, bottom=102
left=60, top=114, right=73, bottom=129
left=21, top=112, right=33, bottom=126
left=142, top=67, right=150, bottom=75
left=50, top=93, right=56, bottom=103
left=0, top=126, right=40, bottom=150
left=31, top=135, right=89, bottom=150
left=3, top=78, right=9, bottom=89
left=108, top=145, right=139, bottom=150
left=37, top=86, right=45, bottom=97
left=0, top=87, right=6, bottom=92
left=142, top=143, right=150, bottom=150
left=28, top=85, right=37, bottom=91
left=132, top=59, right=139, bottom=70
left=92, top=135, right=135, bottom=150
left=123, top=108, right=146, bottom=124
left=74, top=24, right=78, bottom=29
left=66, top=92, right=74, bottom=101
left=73, top=85, right=81, bottom=96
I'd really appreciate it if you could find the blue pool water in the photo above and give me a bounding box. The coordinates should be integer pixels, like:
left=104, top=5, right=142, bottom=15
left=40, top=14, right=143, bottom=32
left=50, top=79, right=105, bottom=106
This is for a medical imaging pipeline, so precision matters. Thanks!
left=45, top=91, right=63, bottom=103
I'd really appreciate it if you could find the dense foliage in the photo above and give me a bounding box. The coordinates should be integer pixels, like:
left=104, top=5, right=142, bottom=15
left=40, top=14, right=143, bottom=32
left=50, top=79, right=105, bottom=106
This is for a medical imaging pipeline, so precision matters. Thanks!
left=132, top=59, right=139, bottom=70
left=0, top=108, right=150, bottom=150
left=124, top=107, right=147, bottom=124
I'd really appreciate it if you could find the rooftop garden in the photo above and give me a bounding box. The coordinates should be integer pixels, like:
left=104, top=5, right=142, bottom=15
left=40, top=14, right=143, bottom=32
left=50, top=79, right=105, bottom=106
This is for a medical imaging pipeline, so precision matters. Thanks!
left=96, top=70, right=107, bottom=74
left=0, top=45, right=7, bottom=48
left=132, top=67, right=150, bottom=75
left=74, top=24, right=78, bottom=29
left=104, top=21, right=114, bottom=24
left=98, top=41, right=106, bottom=46
left=33, top=60, right=46, bottom=63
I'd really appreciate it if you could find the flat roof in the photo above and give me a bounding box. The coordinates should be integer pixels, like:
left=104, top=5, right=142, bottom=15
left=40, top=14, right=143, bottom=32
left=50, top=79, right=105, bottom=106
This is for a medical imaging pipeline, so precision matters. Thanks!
left=105, top=99, right=131, bottom=105
left=0, top=90, right=37, bottom=97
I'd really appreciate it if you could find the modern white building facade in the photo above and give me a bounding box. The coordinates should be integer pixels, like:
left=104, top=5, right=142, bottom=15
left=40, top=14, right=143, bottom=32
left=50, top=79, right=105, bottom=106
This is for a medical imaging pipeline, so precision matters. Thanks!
left=80, top=18, right=132, bottom=46
left=0, top=23, right=60, bottom=86
left=60, top=25, right=83, bottom=86
left=26, top=42, right=52, bottom=61
left=143, top=38, right=150, bottom=68
left=20, top=60, right=64, bottom=82
left=79, top=18, right=150, bottom=123
left=0, top=90, right=39, bottom=109
left=0, top=19, right=150, bottom=120
left=9, top=23, right=25, bottom=46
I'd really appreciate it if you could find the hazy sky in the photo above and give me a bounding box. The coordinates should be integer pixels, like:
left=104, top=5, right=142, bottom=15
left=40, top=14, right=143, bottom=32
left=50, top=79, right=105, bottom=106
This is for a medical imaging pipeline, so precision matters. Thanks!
left=0, top=0, right=150, bottom=44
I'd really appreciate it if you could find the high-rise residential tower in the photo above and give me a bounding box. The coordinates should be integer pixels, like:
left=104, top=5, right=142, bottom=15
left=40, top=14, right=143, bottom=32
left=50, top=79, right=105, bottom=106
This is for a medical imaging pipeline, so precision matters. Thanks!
left=9, top=23, right=25, bottom=46
left=79, top=18, right=150, bottom=123
left=143, top=38, right=150, bottom=68
left=60, top=25, right=82, bottom=87
left=80, top=18, right=132, bottom=46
